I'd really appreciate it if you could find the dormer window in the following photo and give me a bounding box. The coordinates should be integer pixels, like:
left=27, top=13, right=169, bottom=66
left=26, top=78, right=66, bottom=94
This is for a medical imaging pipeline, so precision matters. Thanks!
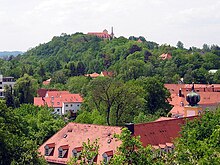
left=102, top=150, right=113, bottom=164
left=72, top=147, right=82, bottom=159
left=44, top=143, right=55, bottom=156
left=58, top=145, right=69, bottom=158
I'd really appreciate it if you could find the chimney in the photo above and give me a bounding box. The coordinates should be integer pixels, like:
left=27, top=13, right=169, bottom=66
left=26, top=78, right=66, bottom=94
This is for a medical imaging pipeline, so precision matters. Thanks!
left=125, top=123, right=134, bottom=135
left=179, top=88, right=182, bottom=97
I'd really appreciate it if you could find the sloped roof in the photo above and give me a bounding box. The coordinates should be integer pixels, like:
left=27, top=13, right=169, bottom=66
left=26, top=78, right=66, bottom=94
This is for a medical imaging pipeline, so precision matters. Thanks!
left=87, top=32, right=111, bottom=39
left=37, top=89, right=58, bottom=97
left=34, top=93, right=83, bottom=108
left=85, top=72, right=100, bottom=78
left=134, top=116, right=195, bottom=146
left=160, top=53, right=172, bottom=60
left=100, top=71, right=114, bottom=77
left=155, top=117, right=174, bottom=122
left=38, top=123, right=122, bottom=164
left=46, top=91, right=70, bottom=98
left=165, top=84, right=220, bottom=116
left=43, top=78, right=51, bottom=85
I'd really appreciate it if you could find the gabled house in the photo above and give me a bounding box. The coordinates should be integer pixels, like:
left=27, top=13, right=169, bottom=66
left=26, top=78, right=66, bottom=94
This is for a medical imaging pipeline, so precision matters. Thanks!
left=34, top=90, right=83, bottom=116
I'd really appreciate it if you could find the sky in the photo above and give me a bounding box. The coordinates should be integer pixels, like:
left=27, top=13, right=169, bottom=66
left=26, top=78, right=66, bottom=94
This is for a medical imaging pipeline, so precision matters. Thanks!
left=0, top=0, right=219, bottom=51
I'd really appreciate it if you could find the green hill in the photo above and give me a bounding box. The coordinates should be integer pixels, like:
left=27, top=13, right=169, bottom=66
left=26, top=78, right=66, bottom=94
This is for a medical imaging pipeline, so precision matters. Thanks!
left=0, top=32, right=219, bottom=84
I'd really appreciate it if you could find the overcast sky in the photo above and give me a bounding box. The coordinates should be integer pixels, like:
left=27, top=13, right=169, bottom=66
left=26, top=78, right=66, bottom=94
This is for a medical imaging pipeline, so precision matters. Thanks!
left=0, top=0, right=219, bottom=51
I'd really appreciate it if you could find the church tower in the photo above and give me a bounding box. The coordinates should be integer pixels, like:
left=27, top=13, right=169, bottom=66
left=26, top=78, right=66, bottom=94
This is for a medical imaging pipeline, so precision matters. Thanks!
left=184, top=83, right=203, bottom=117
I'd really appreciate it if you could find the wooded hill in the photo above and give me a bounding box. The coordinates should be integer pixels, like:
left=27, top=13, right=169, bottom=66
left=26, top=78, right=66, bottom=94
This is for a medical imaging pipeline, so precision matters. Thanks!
left=0, top=33, right=220, bottom=84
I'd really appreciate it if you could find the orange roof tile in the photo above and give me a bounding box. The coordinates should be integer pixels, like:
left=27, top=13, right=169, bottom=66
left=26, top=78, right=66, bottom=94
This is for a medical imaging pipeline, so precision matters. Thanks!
left=160, top=53, right=172, bottom=60
left=38, top=123, right=122, bottom=164
left=165, top=84, right=220, bottom=116
left=133, top=116, right=195, bottom=147
left=85, top=72, right=100, bottom=78
left=155, top=117, right=174, bottom=122
left=100, top=71, right=114, bottom=77
left=34, top=93, right=83, bottom=108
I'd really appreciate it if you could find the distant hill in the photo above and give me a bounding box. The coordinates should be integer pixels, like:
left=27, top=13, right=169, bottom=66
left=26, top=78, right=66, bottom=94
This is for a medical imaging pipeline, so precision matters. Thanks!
left=0, top=51, right=24, bottom=57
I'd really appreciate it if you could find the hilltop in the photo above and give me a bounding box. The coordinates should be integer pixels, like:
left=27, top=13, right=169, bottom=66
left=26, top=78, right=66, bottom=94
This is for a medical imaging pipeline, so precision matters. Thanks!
left=0, top=32, right=219, bottom=84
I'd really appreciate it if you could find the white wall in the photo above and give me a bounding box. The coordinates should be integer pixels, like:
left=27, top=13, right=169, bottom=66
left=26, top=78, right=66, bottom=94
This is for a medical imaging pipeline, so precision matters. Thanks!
left=62, top=102, right=81, bottom=115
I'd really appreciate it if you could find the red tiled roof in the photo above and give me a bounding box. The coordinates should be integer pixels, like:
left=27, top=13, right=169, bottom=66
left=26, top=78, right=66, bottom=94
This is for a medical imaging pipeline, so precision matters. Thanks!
left=160, top=53, right=172, bottom=60
left=46, top=91, right=70, bottom=98
left=34, top=93, right=83, bottom=108
left=133, top=116, right=195, bottom=146
left=155, top=117, right=174, bottom=122
left=37, top=89, right=58, bottom=97
left=87, top=31, right=111, bottom=39
left=43, top=78, right=51, bottom=85
left=100, top=71, right=114, bottom=77
left=38, top=123, right=122, bottom=164
left=165, top=84, right=220, bottom=116
left=85, top=72, right=100, bottom=78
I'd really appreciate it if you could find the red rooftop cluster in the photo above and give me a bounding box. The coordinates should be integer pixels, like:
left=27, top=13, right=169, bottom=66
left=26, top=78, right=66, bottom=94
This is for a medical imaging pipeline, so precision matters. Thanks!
left=39, top=117, right=195, bottom=164
left=165, top=84, right=220, bottom=117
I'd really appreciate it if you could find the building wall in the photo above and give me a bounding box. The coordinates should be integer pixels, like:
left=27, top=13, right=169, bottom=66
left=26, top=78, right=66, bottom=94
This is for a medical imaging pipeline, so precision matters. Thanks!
left=53, top=107, right=62, bottom=115
left=0, top=75, right=15, bottom=98
left=62, top=102, right=81, bottom=115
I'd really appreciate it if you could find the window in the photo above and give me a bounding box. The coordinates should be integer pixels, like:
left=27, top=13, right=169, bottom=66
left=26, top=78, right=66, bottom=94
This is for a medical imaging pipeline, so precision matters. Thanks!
left=44, top=143, right=55, bottom=156
left=57, top=109, right=60, bottom=112
left=72, top=147, right=82, bottom=160
left=58, top=145, right=69, bottom=158
left=102, top=151, right=113, bottom=164
left=71, top=104, right=73, bottom=107
left=66, top=104, right=68, bottom=107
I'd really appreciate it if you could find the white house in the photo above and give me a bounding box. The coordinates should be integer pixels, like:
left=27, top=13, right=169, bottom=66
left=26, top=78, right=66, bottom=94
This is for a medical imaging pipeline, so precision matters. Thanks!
left=34, top=90, right=83, bottom=116
left=0, top=74, right=15, bottom=98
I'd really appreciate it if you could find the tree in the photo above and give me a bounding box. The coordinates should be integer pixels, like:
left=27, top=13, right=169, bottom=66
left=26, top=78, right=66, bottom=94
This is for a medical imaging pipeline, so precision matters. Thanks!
left=176, top=41, right=184, bottom=49
left=77, top=61, right=86, bottom=76
left=0, top=102, right=47, bottom=165
left=163, top=108, right=220, bottom=164
left=68, top=62, right=77, bottom=76
left=14, top=104, right=65, bottom=145
left=66, top=76, right=90, bottom=94
left=67, top=139, right=99, bottom=165
left=135, top=76, right=172, bottom=115
left=4, top=85, right=15, bottom=108
left=84, top=77, right=144, bottom=126
left=109, top=128, right=155, bottom=165
left=14, top=74, right=39, bottom=104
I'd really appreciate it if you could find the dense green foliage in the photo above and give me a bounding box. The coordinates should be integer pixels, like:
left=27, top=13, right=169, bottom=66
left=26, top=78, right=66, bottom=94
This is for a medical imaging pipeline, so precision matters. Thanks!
left=0, top=103, right=65, bottom=165
left=0, top=32, right=220, bottom=164
left=110, top=128, right=156, bottom=165
left=0, top=33, right=219, bottom=84
left=162, top=108, right=220, bottom=164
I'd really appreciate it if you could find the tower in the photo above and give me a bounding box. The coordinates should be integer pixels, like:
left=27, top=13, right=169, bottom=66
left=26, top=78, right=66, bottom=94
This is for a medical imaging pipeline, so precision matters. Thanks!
left=110, top=27, right=114, bottom=39
left=184, top=83, right=202, bottom=117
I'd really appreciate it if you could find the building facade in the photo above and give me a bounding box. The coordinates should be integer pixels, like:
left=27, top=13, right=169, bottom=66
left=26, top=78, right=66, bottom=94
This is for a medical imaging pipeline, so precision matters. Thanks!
left=0, top=74, right=15, bottom=98
left=34, top=90, right=83, bottom=116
